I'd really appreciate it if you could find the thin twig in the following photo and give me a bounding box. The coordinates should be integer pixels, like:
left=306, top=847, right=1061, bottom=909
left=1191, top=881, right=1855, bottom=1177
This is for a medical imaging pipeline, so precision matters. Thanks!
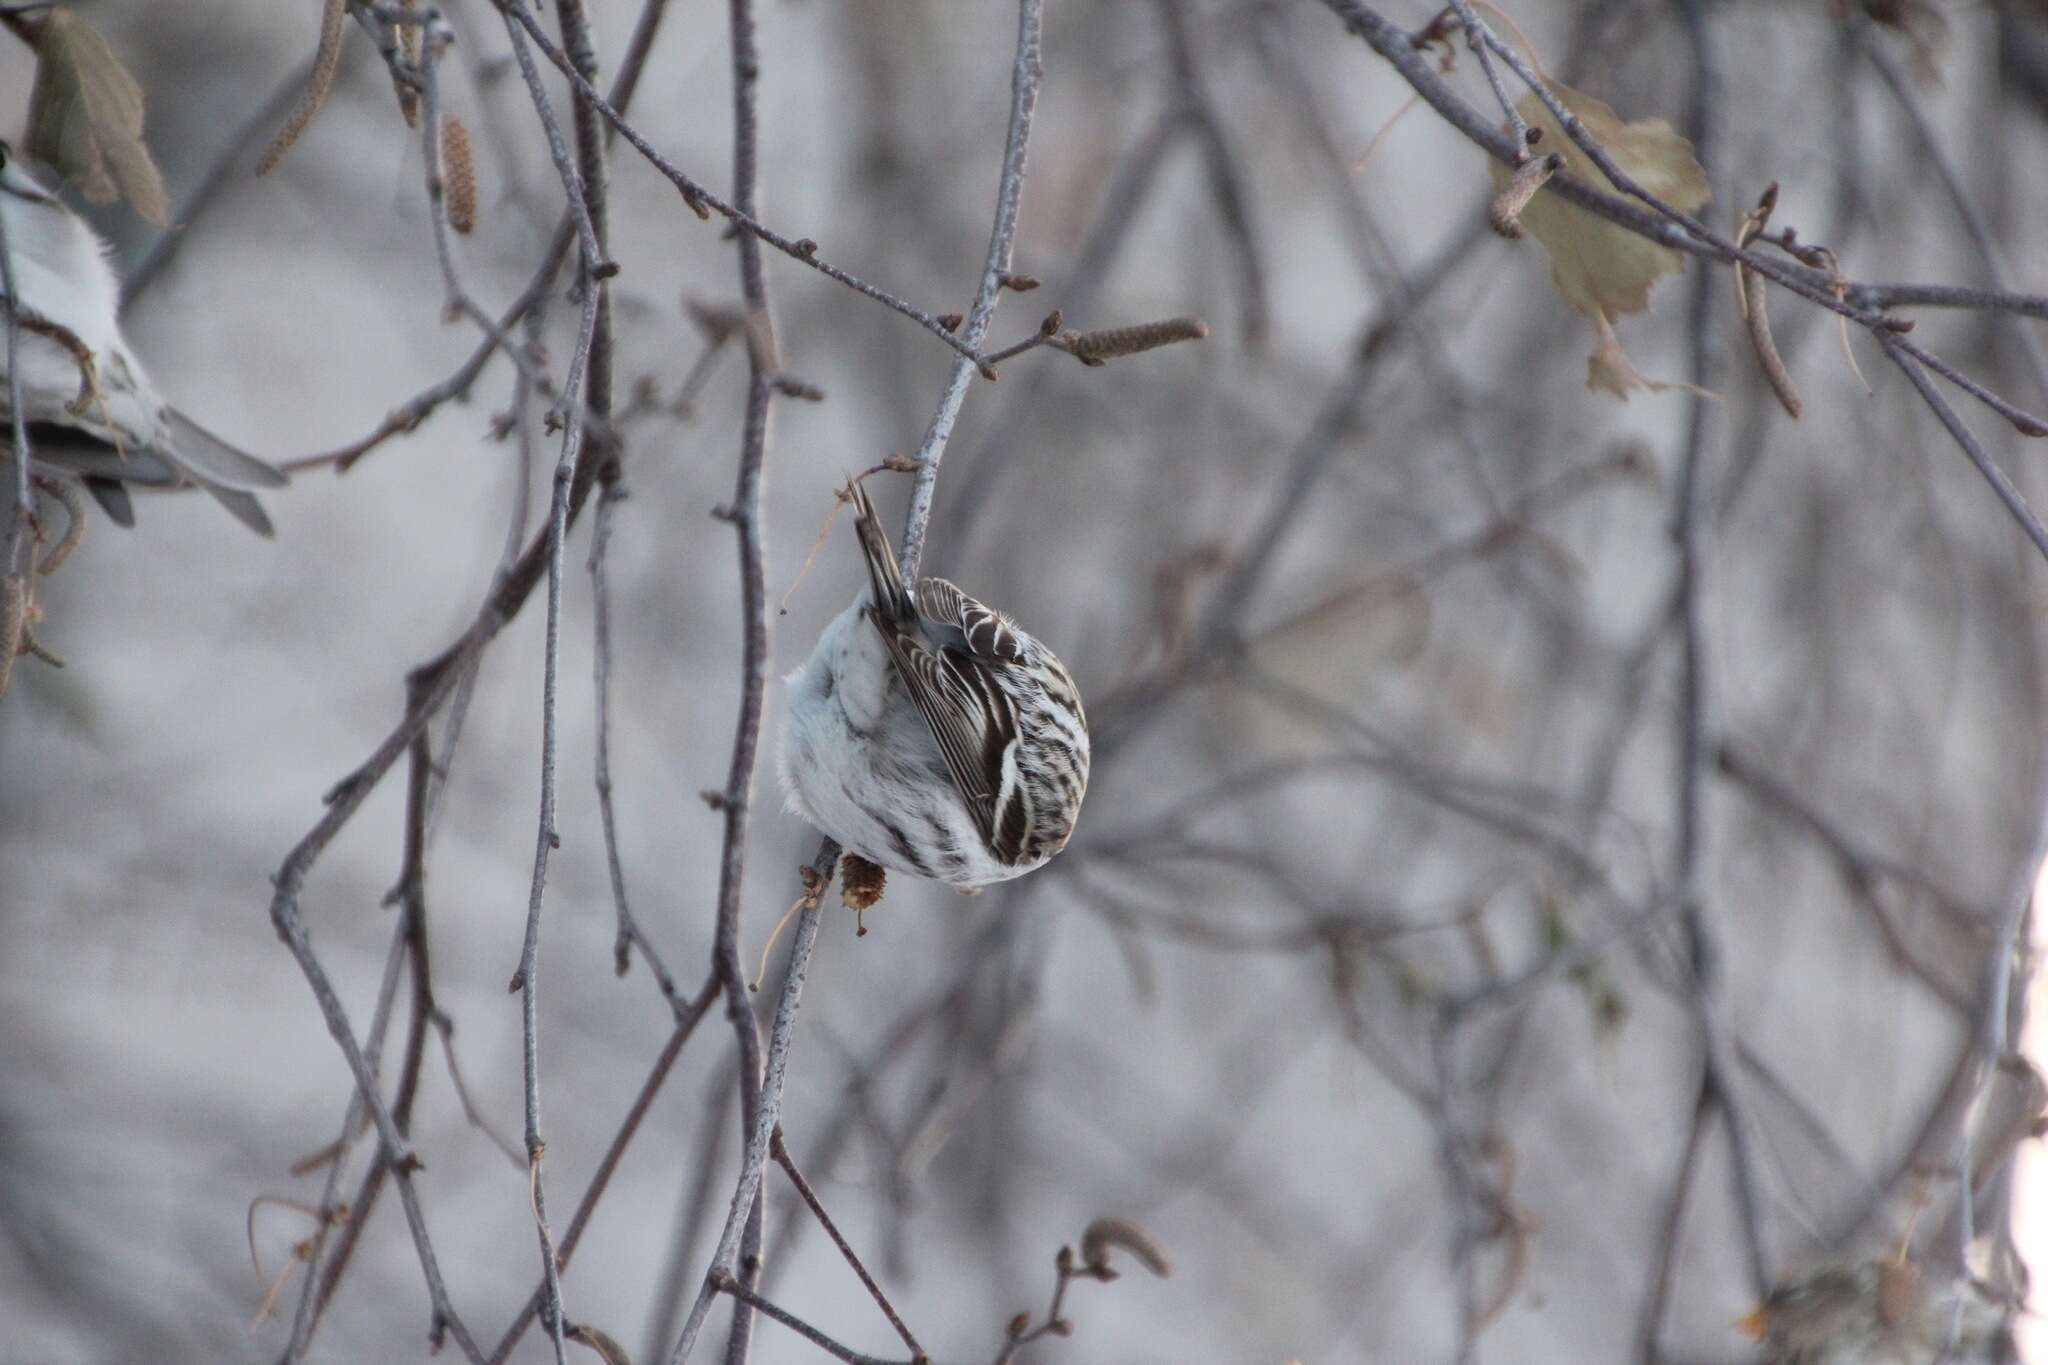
left=1156, top=0, right=1269, bottom=344
left=707, top=1269, right=910, bottom=1365
left=1445, top=0, right=1532, bottom=157
left=485, top=982, right=722, bottom=1364
left=122, top=53, right=325, bottom=312
left=267, top=664, right=490, bottom=1362
left=491, top=0, right=1012, bottom=374
left=668, top=875, right=832, bottom=1363
left=769, top=1128, right=929, bottom=1363
left=1666, top=0, right=1770, bottom=1299
left=258, top=13, right=631, bottom=1364
left=898, top=0, right=1047, bottom=583
left=280, top=898, right=413, bottom=1360
left=589, top=478, right=688, bottom=1003
left=1308, top=0, right=2048, bottom=555
left=497, top=1, right=614, bottom=1356
left=700, top=0, right=781, bottom=1359
left=939, top=109, right=1191, bottom=546
left=1308, top=1, right=2044, bottom=347
left=0, top=156, right=32, bottom=582
left=1853, top=16, right=2048, bottom=407
left=1879, top=334, right=2048, bottom=563
left=1633, top=1082, right=1717, bottom=1362
left=282, top=0, right=670, bottom=479
left=1716, top=743, right=1978, bottom=1014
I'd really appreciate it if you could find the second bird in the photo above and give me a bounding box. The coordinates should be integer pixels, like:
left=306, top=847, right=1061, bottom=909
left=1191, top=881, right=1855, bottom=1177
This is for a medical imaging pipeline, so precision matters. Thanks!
left=0, top=142, right=286, bottom=534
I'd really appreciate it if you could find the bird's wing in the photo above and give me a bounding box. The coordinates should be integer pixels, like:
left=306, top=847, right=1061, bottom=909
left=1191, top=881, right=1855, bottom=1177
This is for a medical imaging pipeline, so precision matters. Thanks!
left=872, top=616, right=1020, bottom=848
left=917, top=577, right=1026, bottom=662
left=26, top=421, right=277, bottom=535
left=25, top=422, right=181, bottom=484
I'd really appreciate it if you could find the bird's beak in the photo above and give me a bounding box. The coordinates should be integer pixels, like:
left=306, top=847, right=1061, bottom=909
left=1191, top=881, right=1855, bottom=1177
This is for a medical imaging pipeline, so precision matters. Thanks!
left=1735, top=1306, right=1769, bottom=1341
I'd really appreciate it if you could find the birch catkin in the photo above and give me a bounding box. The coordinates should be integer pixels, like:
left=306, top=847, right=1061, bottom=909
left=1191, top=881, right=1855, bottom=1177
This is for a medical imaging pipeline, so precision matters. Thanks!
left=256, top=0, right=347, bottom=177
left=441, top=115, right=477, bottom=236
left=397, top=0, right=421, bottom=128
left=1056, top=316, right=1210, bottom=366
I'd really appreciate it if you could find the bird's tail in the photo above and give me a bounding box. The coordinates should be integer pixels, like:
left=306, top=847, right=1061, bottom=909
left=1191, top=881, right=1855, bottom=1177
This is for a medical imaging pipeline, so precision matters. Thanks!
left=845, top=479, right=917, bottom=622
left=163, top=410, right=289, bottom=489
left=163, top=411, right=283, bottom=534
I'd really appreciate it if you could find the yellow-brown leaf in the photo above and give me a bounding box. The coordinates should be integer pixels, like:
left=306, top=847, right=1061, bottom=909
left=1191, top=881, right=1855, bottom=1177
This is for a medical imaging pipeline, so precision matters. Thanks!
left=1488, top=81, right=1709, bottom=399
left=25, top=10, right=169, bottom=224
left=1489, top=81, right=1709, bottom=322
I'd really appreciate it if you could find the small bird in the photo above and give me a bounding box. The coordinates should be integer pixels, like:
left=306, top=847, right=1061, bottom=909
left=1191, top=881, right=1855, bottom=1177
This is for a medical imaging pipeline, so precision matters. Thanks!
left=1741, top=1257, right=2011, bottom=1365
left=0, top=141, right=286, bottom=533
left=778, top=481, right=1090, bottom=888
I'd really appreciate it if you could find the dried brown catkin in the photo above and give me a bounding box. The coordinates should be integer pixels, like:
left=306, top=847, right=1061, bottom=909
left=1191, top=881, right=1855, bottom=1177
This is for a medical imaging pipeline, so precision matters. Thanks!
left=441, top=115, right=477, bottom=235
left=256, top=0, right=347, bottom=177
left=397, top=0, right=421, bottom=128
left=1058, top=317, right=1210, bottom=364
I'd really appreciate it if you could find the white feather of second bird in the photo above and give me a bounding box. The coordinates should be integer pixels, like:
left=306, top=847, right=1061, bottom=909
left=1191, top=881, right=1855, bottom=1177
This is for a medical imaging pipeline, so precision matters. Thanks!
left=0, top=150, right=285, bottom=530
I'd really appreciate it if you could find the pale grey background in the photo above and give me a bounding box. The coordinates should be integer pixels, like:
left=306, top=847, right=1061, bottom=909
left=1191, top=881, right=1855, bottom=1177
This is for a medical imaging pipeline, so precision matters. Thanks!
left=3, top=2, right=2046, bottom=1362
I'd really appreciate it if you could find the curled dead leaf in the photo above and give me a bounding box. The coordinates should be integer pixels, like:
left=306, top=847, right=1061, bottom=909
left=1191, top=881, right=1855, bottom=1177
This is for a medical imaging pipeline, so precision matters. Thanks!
left=1735, top=184, right=1800, bottom=418
left=1079, top=1216, right=1172, bottom=1279
left=1741, top=266, right=1800, bottom=417
left=565, top=1322, right=632, bottom=1365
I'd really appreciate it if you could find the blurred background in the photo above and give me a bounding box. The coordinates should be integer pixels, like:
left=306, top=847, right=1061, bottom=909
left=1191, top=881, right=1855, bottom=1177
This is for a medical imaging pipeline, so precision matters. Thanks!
left=5, top=0, right=2048, bottom=1360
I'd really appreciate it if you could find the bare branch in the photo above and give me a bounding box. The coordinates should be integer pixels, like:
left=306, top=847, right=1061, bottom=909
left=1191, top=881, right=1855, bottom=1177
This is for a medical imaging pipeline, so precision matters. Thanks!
left=898, top=0, right=1047, bottom=583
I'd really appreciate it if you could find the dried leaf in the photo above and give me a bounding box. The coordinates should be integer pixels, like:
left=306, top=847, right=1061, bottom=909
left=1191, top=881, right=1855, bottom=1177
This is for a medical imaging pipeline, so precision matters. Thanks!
left=1587, top=314, right=1652, bottom=399
left=1733, top=184, right=1800, bottom=417
left=1741, top=267, right=1801, bottom=417
left=1488, top=81, right=1709, bottom=399
left=565, top=1323, right=633, bottom=1365
left=1079, top=1216, right=1172, bottom=1278
left=25, top=9, right=169, bottom=224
